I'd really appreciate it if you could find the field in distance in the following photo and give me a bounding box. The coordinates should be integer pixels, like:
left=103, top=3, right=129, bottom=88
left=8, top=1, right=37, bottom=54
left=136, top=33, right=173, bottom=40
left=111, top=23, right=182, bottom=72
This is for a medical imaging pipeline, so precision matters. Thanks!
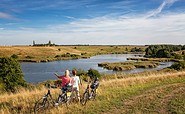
left=0, top=45, right=146, bottom=62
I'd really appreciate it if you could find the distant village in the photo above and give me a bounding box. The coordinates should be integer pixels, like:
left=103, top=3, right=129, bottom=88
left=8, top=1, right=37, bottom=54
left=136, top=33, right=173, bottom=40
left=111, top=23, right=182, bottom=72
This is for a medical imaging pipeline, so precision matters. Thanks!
left=32, top=40, right=56, bottom=46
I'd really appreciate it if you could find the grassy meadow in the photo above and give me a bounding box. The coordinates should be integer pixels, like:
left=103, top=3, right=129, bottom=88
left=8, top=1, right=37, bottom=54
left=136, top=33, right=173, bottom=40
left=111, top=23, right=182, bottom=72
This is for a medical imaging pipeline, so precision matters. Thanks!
left=0, top=69, right=185, bottom=114
left=0, top=45, right=146, bottom=62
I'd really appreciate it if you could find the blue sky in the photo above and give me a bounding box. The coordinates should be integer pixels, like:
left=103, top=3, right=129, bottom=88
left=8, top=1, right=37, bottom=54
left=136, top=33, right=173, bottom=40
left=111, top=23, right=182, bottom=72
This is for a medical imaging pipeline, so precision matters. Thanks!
left=0, top=0, right=185, bottom=45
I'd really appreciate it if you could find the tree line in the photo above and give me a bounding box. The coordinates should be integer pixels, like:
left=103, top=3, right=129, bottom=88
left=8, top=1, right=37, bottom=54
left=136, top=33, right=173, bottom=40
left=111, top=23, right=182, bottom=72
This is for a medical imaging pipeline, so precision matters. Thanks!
left=145, top=45, right=185, bottom=59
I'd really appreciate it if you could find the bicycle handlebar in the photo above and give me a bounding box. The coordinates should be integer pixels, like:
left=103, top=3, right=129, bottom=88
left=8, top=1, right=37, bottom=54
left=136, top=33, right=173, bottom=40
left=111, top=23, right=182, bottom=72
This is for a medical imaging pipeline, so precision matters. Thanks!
left=44, top=83, right=57, bottom=89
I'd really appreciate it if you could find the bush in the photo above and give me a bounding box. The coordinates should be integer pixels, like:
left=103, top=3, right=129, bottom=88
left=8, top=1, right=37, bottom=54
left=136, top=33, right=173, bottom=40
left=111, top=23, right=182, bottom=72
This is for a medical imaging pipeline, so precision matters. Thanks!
left=0, top=57, right=27, bottom=92
left=169, top=61, right=185, bottom=70
left=87, top=68, right=101, bottom=79
left=131, top=47, right=143, bottom=52
left=156, top=49, right=171, bottom=58
left=55, top=55, right=61, bottom=58
left=11, top=54, right=19, bottom=59
left=26, top=56, right=34, bottom=59
left=173, top=53, right=182, bottom=59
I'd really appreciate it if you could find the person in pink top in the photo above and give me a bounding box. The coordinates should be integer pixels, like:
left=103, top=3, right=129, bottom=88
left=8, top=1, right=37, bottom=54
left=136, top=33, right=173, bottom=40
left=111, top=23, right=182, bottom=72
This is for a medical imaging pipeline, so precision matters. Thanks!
left=55, top=70, right=72, bottom=93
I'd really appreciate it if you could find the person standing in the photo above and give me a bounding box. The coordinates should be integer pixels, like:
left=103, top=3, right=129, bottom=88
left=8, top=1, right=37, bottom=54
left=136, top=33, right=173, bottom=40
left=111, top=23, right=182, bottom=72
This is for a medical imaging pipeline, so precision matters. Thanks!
left=55, top=70, right=72, bottom=93
left=71, top=70, right=81, bottom=101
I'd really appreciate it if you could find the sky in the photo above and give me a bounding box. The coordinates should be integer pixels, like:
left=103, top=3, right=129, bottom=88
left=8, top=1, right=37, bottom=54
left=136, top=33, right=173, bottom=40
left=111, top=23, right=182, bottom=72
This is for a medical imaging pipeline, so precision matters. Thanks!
left=0, top=0, right=185, bottom=45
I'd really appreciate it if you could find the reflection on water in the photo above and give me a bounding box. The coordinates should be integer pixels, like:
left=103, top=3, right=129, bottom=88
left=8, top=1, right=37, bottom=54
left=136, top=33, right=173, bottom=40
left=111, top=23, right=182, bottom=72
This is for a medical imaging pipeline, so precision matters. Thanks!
left=21, top=54, right=173, bottom=83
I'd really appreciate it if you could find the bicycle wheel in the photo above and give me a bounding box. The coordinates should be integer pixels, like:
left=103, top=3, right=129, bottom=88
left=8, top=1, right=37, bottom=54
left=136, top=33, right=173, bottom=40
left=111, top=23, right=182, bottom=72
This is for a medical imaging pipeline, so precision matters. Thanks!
left=65, top=92, right=73, bottom=107
left=92, top=89, right=96, bottom=100
left=57, top=94, right=65, bottom=105
left=80, top=92, right=89, bottom=106
left=34, top=97, right=49, bottom=114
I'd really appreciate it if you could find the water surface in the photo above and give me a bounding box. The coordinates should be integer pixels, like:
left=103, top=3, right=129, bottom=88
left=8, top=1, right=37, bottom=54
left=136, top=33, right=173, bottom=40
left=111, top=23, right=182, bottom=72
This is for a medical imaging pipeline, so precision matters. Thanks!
left=21, top=54, right=172, bottom=83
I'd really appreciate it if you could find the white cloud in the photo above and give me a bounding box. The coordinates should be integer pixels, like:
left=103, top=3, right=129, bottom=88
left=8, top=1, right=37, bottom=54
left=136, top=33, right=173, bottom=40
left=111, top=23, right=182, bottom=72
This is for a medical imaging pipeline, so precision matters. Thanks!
left=1, top=12, right=185, bottom=45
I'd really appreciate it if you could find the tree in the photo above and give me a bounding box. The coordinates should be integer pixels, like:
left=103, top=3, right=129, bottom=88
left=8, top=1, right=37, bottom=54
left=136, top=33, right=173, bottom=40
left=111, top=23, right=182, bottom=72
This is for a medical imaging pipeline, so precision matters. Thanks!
left=145, top=45, right=184, bottom=58
left=0, top=57, right=27, bottom=92
left=156, top=49, right=171, bottom=58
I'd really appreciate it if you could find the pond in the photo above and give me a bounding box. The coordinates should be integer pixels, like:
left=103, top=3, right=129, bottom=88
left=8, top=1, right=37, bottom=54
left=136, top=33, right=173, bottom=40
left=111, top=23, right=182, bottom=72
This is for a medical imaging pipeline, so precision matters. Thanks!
left=21, top=54, right=173, bottom=83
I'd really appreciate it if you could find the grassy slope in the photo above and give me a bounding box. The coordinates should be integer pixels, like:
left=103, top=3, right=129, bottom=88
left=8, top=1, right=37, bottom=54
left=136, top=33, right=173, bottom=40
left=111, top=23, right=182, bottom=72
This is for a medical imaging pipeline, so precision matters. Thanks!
left=0, top=70, right=185, bottom=114
left=104, top=83, right=185, bottom=114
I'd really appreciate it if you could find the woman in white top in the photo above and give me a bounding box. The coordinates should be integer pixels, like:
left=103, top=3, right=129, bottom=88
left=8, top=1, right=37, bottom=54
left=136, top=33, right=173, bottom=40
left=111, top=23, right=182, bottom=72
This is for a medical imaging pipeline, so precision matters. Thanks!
left=71, top=70, right=81, bottom=101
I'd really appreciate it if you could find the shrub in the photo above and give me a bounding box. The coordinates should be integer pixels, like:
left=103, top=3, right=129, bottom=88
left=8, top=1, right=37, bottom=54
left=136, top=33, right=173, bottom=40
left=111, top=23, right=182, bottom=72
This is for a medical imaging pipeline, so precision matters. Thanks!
left=55, top=55, right=61, bottom=58
left=87, top=68, right=101, bottom=79
left=173, top=53, right=182, bottom=59
left=169, top=61, right=185, bottom=70
left=76, top=68, right=87, bottom=76
left=11, top=54, right=19, bottom=59
left=131, top=47, right=143, bottom=52
left=26, top=56, right=34, bottom=59
left=81, top=52, right=87, bottom=55
left=72, top=68, right=88, bottom=81
left=0, top=57, right=27, bottom=92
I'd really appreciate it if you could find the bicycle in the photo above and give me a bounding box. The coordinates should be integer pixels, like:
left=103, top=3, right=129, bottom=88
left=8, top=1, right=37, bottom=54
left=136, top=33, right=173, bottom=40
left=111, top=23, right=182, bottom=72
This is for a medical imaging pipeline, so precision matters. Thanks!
left=34, top=84, right=57, bottom=114
left=56, top=83, right=75, bottom=107
left=80, top=81, right=97, bottom=105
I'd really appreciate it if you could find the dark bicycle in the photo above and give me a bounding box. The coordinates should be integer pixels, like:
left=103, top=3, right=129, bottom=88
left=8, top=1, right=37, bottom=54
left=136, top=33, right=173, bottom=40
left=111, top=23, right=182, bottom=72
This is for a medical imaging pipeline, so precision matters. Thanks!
left=56, top=83, right=76, bottom=107
left=80, top=81, right=97, bottom=105
left=34, top=84, right=57, bottom=114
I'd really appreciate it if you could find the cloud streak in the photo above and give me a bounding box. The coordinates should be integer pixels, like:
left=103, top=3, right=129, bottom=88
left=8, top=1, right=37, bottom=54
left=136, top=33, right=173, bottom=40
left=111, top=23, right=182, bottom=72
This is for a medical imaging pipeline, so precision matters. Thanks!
left=0, top=12, right=15, bottom=19
left=146, top=0, right=179, bottom=18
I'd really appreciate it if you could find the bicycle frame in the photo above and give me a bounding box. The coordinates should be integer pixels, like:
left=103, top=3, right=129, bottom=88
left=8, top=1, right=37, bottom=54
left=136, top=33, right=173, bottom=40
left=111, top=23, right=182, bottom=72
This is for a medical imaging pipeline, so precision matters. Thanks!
left=81, top=81, right=97, bottom=105
left=57, top=87, right=73, bottom=107
left=34, top=84, right=56, bottom=114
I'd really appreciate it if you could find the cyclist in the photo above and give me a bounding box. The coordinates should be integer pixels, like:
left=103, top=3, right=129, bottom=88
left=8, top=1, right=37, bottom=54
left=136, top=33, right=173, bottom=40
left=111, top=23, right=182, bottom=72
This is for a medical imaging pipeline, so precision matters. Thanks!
left=54, top=70, right=72, bottom=94
left=71, top=70, right=81, bottom=101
